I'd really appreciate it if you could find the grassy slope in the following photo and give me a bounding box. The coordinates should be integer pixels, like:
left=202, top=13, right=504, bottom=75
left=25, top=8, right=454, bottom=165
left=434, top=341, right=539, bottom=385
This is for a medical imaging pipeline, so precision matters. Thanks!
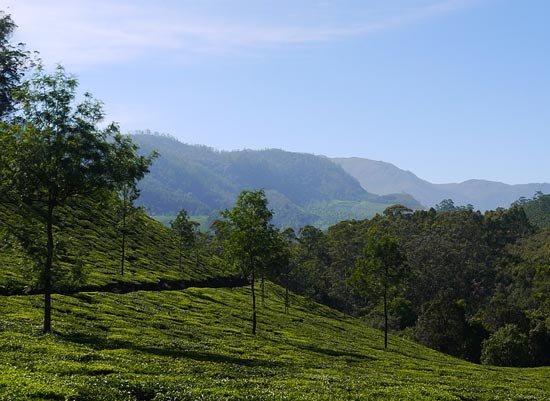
left=1, top=282, right=549, bottom=401
left=0, top=198, right=233, bottom=294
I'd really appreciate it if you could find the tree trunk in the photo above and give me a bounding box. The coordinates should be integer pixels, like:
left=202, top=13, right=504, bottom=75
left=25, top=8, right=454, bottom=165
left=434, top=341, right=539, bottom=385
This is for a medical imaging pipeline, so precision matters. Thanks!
left=261, top=271, right=265, bottom=307
left=178, top=236, right=182, bottom=270
left=120, top=210, right=126, bottom=275
left=383, top=286, right=388, bottom=349
left=251, top=266, right=257, bottom=335
left=285, top=276, right=289, bottom=314
left=195, top=248, right=199, bottom=268
left=43, top=200, right=54, bottom=334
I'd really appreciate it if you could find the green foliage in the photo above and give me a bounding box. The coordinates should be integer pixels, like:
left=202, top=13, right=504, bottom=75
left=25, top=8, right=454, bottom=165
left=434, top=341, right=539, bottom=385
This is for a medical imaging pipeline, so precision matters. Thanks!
left=528, top=320, right=550, bottom=366
left=481, top=324, right=529, bottom=367
left=1, top=283, right=550, bottom=400
left=520, top=192, right=550, bottom=228
left=219, top=190, right=276, bottom=276
left=284, top=225, right=330, bottom=305
left=0, top=194, right=231, bottom=294
left=170, top=209, right=199, bottom=249
left=415, top=295, right=468, bottom=358
left=116, top=184, right=140, bottom=276
left=283, top=203, right=548, bottom=364
left=350, top=234, right=403, bottom=302
left=388, top=297, right=416, bottom=329
left=217, top=190, right=285, bottom=334
left=1, top=66, right=155, bottom=212
left=435, top=199, right=474, bottom=212
left=360, top=232, right=406, bottom=294
left=170, top=209, right=200, bottom=270
left=0, top=66, right=155, bottom=332
left=0, top=11, right=34, bottom=119
left=351, top=231, right=407, bottom=348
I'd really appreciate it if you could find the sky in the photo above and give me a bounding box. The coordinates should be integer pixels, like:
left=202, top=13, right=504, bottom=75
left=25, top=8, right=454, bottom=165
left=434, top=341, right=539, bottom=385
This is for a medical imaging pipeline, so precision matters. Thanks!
left=1, top=0, right=549, bottom=185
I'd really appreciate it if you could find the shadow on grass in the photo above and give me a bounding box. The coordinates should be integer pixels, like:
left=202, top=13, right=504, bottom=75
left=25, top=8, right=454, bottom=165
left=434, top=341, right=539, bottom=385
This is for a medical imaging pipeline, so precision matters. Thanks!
left=58, top=332, right=133, bottom=350
left=294, top=343, right=376, bottom=362
left=140, top=345, right=285, bottom=368
left=188, top=292, right=231, bottom=308
left=58, top=332, right=287, bottom=369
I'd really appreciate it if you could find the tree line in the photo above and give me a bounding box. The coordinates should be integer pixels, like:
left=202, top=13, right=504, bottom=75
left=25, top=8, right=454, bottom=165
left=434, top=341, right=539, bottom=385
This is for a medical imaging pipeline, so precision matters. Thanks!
left=172, top=187, right=549, bottom=367
left=246, top=198, right=550, bottom=367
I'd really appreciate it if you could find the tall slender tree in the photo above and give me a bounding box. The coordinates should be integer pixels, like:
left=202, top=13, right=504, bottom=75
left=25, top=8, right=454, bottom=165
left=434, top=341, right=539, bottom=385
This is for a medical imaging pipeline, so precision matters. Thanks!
left=280, top=227, right=296, bottom=313
left=114, top=137, right=157, bottom=276
left=218, top=189, right=279, bottom=334
left=0, top=66, right=155, bottom=333
left=351, top=230, right=407, bottom=349
left=170, top=209, right=199, bottom=270
left=117, top=183, right=139, bottom=275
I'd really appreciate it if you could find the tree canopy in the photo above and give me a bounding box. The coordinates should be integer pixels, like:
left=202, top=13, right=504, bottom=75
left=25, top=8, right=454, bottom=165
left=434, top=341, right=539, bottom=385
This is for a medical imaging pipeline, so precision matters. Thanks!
left=171, top=209, right=200, bottom=270
left=218, top=189, right=283, bottom=334
left=0, top=66, right=156, bottom=332
left=351, top=230, right=407, bottom=349
left=0, top=11, right=34, bottom=119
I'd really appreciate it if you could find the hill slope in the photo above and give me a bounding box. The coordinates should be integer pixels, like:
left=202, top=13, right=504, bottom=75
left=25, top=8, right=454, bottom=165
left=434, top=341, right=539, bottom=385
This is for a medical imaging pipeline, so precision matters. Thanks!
left=133, top=133, right=421, bottom=229
left=0, top=285, right=550, bottom=401
left=1, top=282, right=549, bottom=400
left=0, top=195, right=233, bottom=295
left=334, top=157, right=550, bottom=210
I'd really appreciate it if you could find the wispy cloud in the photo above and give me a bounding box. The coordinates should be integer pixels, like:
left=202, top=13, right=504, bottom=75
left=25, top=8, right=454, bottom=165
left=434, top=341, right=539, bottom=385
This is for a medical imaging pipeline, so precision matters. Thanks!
left=2, top=0, right=479, bottom=69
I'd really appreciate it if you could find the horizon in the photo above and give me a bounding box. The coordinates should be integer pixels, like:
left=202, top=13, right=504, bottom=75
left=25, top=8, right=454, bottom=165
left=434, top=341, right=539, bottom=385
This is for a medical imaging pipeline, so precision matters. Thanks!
left=3, top=0, right=550, bottom=185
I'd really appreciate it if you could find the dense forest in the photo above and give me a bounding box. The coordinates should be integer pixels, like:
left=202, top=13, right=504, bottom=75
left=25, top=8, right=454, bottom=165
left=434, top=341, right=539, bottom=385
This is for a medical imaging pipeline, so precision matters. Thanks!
left=260, top=194, right=550, bottom=366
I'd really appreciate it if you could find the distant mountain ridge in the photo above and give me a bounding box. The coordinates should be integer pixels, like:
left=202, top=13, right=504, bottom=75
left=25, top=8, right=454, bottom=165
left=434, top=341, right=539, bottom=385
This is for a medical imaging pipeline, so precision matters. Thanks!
left=132, top=133, right=421, bottom=229
left=333, top=157, right=550, bottom=211
left=132, top=133, right=547, bottom=226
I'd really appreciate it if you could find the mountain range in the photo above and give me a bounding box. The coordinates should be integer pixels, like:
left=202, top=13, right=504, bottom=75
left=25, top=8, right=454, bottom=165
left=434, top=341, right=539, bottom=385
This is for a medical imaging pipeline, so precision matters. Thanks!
left=333, top=157, right=550, bottom=211
left=133, top=133, right=549, bottom=228
left=132, top=133, right=420, bottom=229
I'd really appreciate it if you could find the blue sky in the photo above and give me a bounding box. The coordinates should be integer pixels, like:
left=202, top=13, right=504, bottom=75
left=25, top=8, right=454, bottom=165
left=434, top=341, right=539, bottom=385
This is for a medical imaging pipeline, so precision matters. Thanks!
left=3, top=0, right=549, bottom=184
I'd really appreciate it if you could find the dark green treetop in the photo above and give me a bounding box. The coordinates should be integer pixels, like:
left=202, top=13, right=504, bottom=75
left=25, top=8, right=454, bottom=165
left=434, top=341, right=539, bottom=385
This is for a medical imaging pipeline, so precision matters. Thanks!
left=0, top=11, right=35, bottom=119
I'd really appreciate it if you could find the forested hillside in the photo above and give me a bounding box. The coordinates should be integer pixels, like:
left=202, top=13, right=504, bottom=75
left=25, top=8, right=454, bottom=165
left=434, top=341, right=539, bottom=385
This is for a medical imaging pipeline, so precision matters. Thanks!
left=334, top=157, right=550, bottom=210
left=132, top=132, right=421, bottom=229
left=275, top=202, right=550, bottom=367
left=519, top=192, right=550, bottom=229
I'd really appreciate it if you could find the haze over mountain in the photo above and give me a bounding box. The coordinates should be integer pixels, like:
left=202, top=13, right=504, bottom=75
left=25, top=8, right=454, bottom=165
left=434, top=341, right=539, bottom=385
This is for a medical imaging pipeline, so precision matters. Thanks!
left=334, top=157, right=550, bottom=211
left=131, top=133, right=549, bottom=228
left=132, top=133, right=421, bottom=229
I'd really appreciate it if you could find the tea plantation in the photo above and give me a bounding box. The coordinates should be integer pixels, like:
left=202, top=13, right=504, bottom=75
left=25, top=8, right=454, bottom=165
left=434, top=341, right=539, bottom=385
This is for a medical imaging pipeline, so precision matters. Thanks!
left=1, top=282, right=549, bottom=400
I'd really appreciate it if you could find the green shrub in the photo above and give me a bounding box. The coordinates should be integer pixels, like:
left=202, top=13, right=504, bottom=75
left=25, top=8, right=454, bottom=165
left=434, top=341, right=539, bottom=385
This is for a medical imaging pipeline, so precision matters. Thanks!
left=481, top=324, right=529, bottom=367
left=414, top=296, right=466, bottom=357
left=528, top=319, right=550, bottom=366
